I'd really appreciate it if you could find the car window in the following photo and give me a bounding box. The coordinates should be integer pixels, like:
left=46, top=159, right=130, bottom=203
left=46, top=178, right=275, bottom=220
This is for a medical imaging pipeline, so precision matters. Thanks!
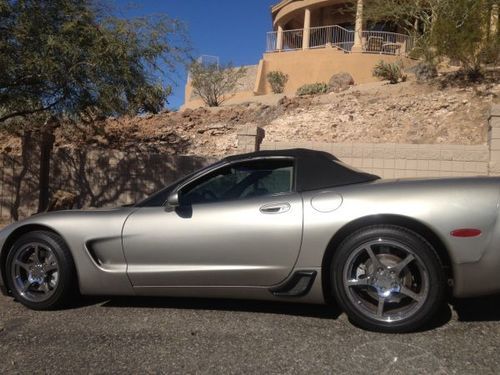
left=135, top=161, right=225, bottom=207
left=180, top=159, right=294, bottom=206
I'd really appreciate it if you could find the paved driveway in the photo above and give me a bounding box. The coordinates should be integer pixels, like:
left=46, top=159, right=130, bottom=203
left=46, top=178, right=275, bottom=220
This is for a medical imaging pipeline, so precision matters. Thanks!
left=0, top=294, right=499, bottom=374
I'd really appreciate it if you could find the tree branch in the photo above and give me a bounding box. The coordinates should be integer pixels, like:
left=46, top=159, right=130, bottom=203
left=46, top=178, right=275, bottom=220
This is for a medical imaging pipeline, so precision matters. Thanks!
left=0, top=98, right=62, bottom=123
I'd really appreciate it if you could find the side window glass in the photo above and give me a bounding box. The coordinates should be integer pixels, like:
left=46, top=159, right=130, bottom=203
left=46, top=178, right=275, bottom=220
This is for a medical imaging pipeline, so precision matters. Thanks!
left=180, top=159, right=294, bottom=206
left=240, top=166, right=293, bottom=198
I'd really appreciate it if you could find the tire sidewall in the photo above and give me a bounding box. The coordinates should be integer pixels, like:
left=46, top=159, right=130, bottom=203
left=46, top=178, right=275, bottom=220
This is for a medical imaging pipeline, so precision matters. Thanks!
left=331, top=226, right=446, bottom=333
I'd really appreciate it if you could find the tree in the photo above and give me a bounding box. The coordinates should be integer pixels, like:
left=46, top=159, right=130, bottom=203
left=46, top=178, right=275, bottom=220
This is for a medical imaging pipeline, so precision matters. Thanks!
left=189, top=62, right=247, bottom=107
left=431, top=0, right=499, bottom=74
left=0, top=0, right=190, bottom=212
left=353, top=0, right=499, bottom=74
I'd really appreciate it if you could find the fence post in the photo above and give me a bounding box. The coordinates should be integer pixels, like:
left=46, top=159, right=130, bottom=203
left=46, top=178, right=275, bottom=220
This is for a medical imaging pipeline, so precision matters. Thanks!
left=237, top=125, right=265, bottom=153
left=488, top=104, right=500, bottom=175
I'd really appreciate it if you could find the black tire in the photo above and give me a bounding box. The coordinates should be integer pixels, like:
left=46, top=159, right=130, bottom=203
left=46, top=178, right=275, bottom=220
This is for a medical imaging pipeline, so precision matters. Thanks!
left=6, top=230, right=78, bottom=310
left=331, top=225, right=446, bottom=333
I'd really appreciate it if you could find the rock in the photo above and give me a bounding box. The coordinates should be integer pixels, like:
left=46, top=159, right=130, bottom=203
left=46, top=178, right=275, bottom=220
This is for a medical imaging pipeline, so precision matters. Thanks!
left=328, top=72, right=355, bottom=93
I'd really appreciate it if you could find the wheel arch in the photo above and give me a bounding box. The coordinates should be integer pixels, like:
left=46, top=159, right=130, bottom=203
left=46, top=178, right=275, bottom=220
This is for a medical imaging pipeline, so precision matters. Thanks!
left=321, top=214, right=453, bottom=303
left=0, top=224, right=73, bottom=295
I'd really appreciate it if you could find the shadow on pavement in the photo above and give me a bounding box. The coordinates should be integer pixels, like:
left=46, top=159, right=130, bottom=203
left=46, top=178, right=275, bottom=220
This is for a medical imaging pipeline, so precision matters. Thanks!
left=74, top=294, right=500, bottom=327
left=98, top=296, right=342, bottom=320
left=452, top=294, right=500, bottom=322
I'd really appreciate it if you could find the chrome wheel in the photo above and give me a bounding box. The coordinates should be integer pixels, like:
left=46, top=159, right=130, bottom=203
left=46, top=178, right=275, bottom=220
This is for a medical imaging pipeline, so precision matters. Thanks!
left=342, top=239, right=429, bottom=323
left=10, top=242, right=59, bottom=303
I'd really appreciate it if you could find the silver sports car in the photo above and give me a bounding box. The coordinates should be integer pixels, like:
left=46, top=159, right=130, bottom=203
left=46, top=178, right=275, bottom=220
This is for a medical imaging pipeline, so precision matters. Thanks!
left=1, top=149, right=499, bottom=332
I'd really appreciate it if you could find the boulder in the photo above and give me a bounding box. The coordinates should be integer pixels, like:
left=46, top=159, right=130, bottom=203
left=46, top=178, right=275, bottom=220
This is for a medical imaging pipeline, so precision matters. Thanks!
left=328, top=72, right=355, bottom=93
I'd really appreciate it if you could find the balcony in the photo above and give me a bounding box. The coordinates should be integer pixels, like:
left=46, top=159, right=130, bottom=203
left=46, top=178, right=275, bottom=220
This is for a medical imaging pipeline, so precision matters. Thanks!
left=267, top=25, right=414, bottom=56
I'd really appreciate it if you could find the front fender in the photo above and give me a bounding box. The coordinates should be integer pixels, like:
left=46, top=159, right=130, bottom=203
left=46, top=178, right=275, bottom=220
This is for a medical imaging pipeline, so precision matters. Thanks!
left=0, top=208, right=136, bottom=297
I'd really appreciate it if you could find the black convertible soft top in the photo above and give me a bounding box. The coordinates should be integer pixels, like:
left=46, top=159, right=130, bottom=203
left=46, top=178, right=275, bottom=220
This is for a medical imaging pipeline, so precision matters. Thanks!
left=223, top=148, right=380, bottom=192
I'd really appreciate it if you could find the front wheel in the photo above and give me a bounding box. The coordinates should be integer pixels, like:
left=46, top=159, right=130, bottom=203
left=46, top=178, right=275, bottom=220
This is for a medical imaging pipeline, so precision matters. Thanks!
left=6, top=231, right=77, bottom=310
left=331, top=225, right=446, bottom=333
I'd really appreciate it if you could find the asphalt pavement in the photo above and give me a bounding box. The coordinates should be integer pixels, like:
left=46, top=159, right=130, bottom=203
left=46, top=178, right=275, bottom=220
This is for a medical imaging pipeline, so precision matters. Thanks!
left=1, top=293, right=500, bottom=374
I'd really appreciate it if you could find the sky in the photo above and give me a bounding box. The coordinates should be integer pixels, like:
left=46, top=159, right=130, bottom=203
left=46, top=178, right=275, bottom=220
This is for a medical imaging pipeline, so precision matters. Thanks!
left=114, top=1, right=277, bottom=109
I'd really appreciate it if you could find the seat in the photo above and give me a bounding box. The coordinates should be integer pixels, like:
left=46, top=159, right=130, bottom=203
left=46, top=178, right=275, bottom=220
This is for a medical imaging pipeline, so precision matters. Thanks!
left=365, top=36, right=384, bottom=53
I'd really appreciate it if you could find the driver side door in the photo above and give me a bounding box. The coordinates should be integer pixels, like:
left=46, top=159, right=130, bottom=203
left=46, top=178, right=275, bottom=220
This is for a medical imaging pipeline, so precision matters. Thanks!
left=122, top=158, right=304, bottom=287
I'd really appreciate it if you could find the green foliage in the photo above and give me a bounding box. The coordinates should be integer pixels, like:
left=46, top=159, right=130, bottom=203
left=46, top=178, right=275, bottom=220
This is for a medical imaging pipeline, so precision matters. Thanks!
left=296, top=83, right=329, bottom=96
left=189, top=62, right=247, bottom=107
left=432, top=0, right=497, bottom=72
left=267, top=71, right=289, bottom=94
left=0, top=0, right=190, bottom=127
left=356, top=0, right=499, bottom=75
left=0, top=0, right=191, bottom=213
left=373, top=61, right=407, bottom=84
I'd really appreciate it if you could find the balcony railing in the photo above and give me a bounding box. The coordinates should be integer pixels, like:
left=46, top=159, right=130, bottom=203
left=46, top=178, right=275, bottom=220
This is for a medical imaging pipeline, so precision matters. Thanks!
left=267, top=25, right=414, bottom=56
left=309, top=25, right=355, bottom=52
left=267, top=28, right=304, bottom=51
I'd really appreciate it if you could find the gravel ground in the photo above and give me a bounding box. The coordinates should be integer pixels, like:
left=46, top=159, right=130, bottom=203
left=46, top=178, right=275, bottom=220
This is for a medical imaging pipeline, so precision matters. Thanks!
left=0, top=293, right=499, bottom=374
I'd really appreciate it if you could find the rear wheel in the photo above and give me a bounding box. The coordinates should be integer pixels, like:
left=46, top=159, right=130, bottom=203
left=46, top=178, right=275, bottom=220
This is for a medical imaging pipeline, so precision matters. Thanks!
left=6, top=231, right=77, bottom=310
left=331, top=225, right=446, bottom=332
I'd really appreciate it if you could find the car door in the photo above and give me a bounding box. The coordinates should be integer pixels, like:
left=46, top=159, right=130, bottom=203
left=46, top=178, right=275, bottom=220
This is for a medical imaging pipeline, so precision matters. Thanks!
left=122, top=157, right=303, bottom=287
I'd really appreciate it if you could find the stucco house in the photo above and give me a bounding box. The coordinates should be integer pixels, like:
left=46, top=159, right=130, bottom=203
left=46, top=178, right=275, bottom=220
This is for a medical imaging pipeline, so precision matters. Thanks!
left=183, top=0, right=498, bottom=108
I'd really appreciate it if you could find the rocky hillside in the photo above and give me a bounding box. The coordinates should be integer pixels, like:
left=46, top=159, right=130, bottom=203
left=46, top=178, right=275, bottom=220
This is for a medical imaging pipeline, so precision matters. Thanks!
left=0, top=77, right=498, bottom=158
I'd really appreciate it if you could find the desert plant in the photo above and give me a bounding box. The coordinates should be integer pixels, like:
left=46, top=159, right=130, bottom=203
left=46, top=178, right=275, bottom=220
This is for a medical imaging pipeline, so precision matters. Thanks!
left=413, top=62, right=438, bottom=82
left=189, top=62, right=247, bottom=107
left=373, top=61, right=407, bottom=84
left=267, top=71, right=289, bottom=94
left=296, top=83, right=329, bottom=96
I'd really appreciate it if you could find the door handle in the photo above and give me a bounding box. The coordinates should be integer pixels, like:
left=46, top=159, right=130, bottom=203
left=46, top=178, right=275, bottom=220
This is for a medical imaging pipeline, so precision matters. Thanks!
left=260, top=202, right=291, bottom=214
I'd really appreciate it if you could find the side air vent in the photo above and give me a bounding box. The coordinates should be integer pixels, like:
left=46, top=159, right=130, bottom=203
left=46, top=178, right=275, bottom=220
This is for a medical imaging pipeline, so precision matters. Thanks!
left=269, top=271, right=317, bottom=297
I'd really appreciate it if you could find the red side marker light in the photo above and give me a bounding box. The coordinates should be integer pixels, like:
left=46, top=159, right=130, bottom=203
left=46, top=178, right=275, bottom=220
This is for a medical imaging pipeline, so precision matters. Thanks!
left=450, top=229, right=482, bottom=238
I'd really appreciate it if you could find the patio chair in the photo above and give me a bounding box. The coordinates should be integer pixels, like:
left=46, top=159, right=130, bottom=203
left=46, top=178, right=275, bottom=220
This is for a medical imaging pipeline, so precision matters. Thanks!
left=365, top=36, right=384, bottom=53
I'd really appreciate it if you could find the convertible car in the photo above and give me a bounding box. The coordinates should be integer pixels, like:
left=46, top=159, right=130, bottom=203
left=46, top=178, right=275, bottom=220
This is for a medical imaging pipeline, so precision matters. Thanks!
left=1, top=149, right=499, bottom=332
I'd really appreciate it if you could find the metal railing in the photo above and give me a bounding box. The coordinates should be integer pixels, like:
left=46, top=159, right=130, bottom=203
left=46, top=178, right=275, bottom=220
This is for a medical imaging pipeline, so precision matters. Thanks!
left=267, top=25, right=414, bottom=56
left=309, top=25, right=354, bottom=52
left=267, top=28, right=304, bottom=52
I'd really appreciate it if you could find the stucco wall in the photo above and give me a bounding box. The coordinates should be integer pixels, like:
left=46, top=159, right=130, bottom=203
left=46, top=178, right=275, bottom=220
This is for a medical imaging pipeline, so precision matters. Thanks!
left=183, top=50, right=415, bottom=108
left=255, top=48, right=415, bottom=95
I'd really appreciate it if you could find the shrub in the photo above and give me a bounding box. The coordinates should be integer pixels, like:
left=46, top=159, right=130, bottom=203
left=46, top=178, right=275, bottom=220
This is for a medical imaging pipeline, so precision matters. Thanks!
left=373, top=61, right=407, bottom=84
left=413, top=62, right=438, bottom=82
left=267, top=71, right=289, bottom=94
left=296, top=82, right=329, bottom=96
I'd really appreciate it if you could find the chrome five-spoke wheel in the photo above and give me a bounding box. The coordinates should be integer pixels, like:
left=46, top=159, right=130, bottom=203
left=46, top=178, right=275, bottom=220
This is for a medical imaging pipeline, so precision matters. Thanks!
left=11, top=242, right=60, bottom=303
left=332, top=225, right=446, bottom=333
left=6, top=231, right=77, bottom=310
left=343, top=240, right=428, bottom=323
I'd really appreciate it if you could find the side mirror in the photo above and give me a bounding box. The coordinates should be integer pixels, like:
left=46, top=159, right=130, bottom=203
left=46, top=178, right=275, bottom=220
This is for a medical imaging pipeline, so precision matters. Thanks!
left=167, top=192, right=179, bottom=207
